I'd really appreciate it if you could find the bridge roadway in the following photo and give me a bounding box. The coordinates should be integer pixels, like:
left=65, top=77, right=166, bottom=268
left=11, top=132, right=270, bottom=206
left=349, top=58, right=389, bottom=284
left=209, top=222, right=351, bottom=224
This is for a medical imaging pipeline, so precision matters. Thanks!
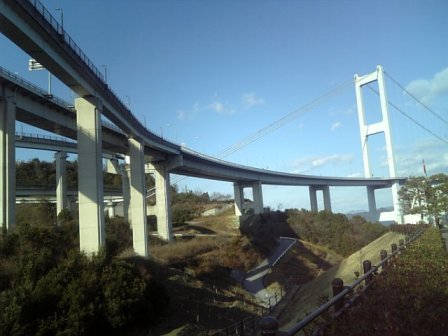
left=0, top=0, right=405, bottom=257
left=1, top=67, right=401, bottom=189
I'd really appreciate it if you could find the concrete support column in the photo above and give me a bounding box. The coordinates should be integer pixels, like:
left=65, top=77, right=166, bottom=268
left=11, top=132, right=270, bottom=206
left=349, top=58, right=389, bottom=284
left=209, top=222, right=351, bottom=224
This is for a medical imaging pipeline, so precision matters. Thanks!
left=0, top=88, right=15, bottom=232
left=55, top=151, right=68, bottom=218
left=75, top=97, right=105, bottom=255
left=120, top=164, right=131, bottom=222
left=128, top=138, right=148, bottom=256
left=367, top=186, right=377, bottom=222
left=148, top=162, right=173, bottom=241
left=322, top=185, right=332, bottom=212
left=392, top=182, right=403, bottom=224
left=309, top=186, right=318, bottom=212
left=107, top=200, right=115, bottom=218
left=234, top=183, right=244, bottom=216
left=252, top=182, right=264, bottom=214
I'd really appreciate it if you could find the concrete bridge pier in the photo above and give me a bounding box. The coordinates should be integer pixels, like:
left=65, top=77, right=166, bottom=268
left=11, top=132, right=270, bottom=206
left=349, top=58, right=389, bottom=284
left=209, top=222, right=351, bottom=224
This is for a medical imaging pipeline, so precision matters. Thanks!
left=106, top=200, right=116, bottom=218
left=128, top=138, right=148, bottom=256
left=233, top=183, right=244, bottom=216
left=146, top=162, right=173, bottom=241
left=0, top=86, right=16, bottom=231
left=55, top=151, right=68, bottom=218
left=75, top=97, right=105, bottom=255
left=252, top=181, right=264, bottom=214
left=367, top=186, right=377, bottom=222
left=309, top=185, right=332, bottom=212
left=121, top=166, right=131, bottom=222
left=106, top=158, right=130, bottom=222
left=233, top=182, right=264, bottom=216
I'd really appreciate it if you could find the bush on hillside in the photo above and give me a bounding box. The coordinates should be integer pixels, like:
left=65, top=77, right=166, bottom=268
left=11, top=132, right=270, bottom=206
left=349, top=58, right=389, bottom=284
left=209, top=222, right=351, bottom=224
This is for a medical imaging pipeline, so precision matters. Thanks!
left=287, top=210, right=387, bottom=256
left=105, top=216, right=133, bottom=256
left=240, top=211, right=296, bottom=255
left=16, top=202, right=58, bottom=227
left=170, top=190, right=211, bottom=226
left=325, top=228, right=448, bottom=335
left=0, top=223, right=170, bottom=335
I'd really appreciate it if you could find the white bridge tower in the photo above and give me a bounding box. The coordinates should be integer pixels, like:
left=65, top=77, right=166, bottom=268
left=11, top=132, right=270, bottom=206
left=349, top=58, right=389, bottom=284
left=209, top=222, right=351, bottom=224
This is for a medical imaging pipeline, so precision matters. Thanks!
left=354, top=65, right=403, bottom=224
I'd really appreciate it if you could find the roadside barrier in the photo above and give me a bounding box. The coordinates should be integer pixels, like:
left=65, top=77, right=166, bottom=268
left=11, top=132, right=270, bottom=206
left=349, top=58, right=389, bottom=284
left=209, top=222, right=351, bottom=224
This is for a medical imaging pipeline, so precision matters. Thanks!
left=259, top=229, right=425, bottom=335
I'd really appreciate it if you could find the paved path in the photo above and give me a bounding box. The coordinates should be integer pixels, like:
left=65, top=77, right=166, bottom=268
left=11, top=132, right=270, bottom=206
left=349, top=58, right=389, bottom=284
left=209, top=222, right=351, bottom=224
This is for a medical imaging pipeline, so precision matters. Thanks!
left=243, top=237, right=296, bottom=306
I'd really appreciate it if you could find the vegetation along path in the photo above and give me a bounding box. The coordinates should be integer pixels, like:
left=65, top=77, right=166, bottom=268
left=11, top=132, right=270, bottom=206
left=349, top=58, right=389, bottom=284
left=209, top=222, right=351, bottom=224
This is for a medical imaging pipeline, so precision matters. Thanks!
left=243, top=237, right=296, bottom=305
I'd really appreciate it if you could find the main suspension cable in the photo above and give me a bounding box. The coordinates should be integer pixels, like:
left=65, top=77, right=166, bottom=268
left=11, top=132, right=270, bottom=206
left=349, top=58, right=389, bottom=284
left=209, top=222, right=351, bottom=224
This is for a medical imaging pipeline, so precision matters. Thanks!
left=170, top=80, right=353, bottom=187
left=367, top=86, right=448, bottom=146
left=215, top=80, right=353, bottom=159
left=384, top=71, right=448, bottom=127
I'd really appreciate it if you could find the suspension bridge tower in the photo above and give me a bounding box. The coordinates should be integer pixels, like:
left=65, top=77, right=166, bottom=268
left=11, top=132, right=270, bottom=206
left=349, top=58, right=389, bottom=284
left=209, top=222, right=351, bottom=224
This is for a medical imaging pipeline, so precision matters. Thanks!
left=354, top=65, right=404, bottom=224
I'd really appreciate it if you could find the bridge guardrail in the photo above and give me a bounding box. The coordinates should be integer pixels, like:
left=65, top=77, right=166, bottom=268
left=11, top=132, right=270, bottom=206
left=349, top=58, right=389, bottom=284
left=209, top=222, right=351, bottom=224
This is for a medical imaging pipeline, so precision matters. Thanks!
left=19, top=0, right=184, bottom=151
left=22, top=0, right=106, bottom=84
left=19, top=1, right=167, bottom=144
left=1, top=66, right=127, bottom=137
left=16, top=132, right=76, bottom=144
left=258, top=229, right=425, bottom=335
left=0, top=65, right=71, bottom=109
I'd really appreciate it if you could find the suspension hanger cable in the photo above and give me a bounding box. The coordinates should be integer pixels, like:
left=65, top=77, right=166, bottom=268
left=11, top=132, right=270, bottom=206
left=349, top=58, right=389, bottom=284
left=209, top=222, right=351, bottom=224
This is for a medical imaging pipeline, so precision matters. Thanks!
left=384, top=71, right=448, bottom=127
left=171, top=80, right=353, bottom=188
left=215, top=79, right=353, bottom=159
left=367, top=86, right=448, bottom=146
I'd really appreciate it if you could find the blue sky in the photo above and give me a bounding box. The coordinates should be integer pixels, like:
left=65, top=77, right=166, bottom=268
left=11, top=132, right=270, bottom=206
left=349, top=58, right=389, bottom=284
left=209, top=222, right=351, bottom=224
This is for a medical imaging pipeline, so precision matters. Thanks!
left=1, top=0, right=448, bottom=213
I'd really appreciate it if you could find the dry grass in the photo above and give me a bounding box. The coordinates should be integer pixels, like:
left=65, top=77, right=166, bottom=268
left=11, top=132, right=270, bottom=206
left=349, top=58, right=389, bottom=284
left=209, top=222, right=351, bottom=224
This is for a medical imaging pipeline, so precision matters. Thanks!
left=279, top=231, right=405, bottom=329
left=149, top=236, right=220, bottom=265
left=265, top=240, right=343, bottom=294
left=193, top=206, right=240, bottom=235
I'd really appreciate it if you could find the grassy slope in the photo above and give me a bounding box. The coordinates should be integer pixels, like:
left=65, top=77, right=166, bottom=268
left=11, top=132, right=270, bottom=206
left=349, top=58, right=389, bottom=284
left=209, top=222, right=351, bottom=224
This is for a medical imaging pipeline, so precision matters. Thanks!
left=145, top=209, right=264, bottom=335
left=265, top=240, right=343, bottom=293
left=279, top=231, right=404, bottom=328
left=326, top=228, right=448, bottom=335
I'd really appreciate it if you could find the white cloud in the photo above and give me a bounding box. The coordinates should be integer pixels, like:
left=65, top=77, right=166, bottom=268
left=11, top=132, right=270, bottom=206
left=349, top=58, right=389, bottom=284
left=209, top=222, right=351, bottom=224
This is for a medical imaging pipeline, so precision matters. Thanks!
left=395, top=138, right=448, bottom=177
left=177, top=98, right=235, bottom=120
left=242, top=92, right=265, bottom=109
left=206, top=100, right=235, bottom=114
left=290, top=153, right=354, bottom=174
left=331, top=121, right=342, bottom=131
left=406, top=67, right=448, bottom=104
left=177, top=101, right=201, bottom=120
left=177, top=109, right=187, bottom=121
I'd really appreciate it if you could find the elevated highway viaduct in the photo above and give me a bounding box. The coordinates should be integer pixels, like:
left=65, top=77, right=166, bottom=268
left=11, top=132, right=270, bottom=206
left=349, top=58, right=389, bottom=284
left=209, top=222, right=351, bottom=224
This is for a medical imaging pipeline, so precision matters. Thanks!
left=0, top=0, right=405, bottom=256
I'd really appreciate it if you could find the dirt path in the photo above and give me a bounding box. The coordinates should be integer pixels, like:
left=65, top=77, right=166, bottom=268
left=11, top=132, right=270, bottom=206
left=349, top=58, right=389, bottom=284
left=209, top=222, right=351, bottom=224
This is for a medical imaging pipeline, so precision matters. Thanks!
left=243, top=237, right=296, bottom=305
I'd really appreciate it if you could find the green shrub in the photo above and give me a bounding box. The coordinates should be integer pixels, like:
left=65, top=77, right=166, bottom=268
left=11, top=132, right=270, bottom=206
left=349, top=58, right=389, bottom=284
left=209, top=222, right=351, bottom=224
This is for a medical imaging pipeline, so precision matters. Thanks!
left=326, top=228, right=448, bottom=335
left=287, top=210, right=387, bottom=256
left=105, top=217, right=133, bottom=256
left=0, top=224, right=170, bottom=335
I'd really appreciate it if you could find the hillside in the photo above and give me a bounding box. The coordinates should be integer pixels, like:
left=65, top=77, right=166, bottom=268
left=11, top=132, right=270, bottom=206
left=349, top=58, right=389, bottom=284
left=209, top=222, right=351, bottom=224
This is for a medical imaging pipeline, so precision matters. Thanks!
left=278, top=231, right=405, bottom=329
left=325, top=228, right=448, bottom=335
left=3, top=161, right=396, bottom=335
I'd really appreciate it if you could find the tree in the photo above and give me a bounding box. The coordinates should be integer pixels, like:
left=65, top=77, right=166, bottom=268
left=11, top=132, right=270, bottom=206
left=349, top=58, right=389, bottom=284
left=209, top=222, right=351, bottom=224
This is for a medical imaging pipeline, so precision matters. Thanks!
left=398, top=176, right=428, bottom=222
left=399, top=174, right=448, bottom=226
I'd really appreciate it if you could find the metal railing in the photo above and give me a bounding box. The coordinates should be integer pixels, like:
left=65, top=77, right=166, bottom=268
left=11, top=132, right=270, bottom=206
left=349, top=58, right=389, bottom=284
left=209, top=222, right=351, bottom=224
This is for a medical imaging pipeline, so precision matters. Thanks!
left=17, top=0, right=184, bottom=151
left=0, top=65, right=72, bottom=109
left=18, top=0, right=163, bottom=142
left=1, top=65, right=126, bottom=136
left=22, top=0, right=106, bottom=83
left=259, top=229, right=425, bottom=335
left=16, top=132, right=76, bottom=144
left=272, top=237, right=297, bottom=267
left=215, top=315, right=261, bottom=336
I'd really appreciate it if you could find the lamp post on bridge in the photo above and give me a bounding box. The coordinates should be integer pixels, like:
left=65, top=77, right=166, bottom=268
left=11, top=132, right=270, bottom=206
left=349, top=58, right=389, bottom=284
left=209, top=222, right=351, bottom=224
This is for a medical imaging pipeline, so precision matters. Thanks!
left=101, top=65, right=107, bottom=83
left=55, top=8, right=64, bottom=31
left=28, top=59, right=52, bottom=98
